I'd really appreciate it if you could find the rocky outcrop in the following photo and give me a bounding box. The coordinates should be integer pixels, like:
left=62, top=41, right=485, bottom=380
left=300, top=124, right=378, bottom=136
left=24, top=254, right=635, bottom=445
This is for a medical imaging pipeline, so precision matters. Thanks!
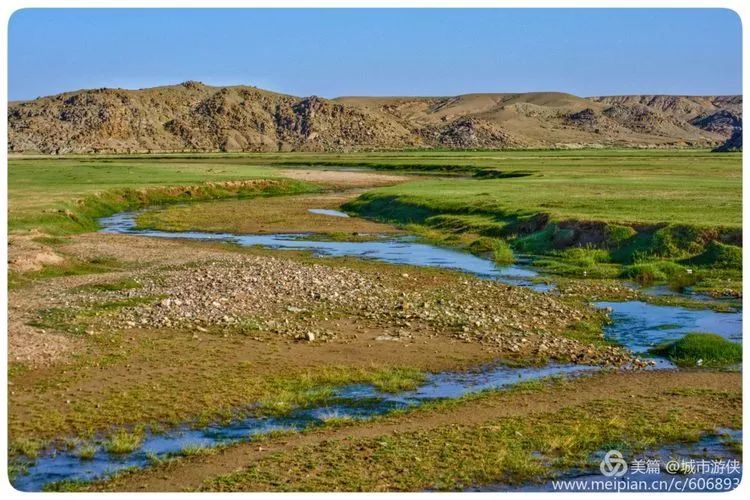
left=713, top=129, right=742, bottom=152
left=421, top=118, right=521, bottom=149
left=691, top=110, right=742, bottom=136
left=7, top=82, right=742, bottom=153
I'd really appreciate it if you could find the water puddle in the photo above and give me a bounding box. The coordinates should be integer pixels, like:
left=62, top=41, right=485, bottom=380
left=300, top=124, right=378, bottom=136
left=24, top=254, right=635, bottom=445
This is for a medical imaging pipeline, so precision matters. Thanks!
left=475, top=429, right=742, bottom=492
left=307, top=208, right=350, bottom=217
left=597, top=301, right=742, bottom=353
left=12, top=363, right=596, bottom=491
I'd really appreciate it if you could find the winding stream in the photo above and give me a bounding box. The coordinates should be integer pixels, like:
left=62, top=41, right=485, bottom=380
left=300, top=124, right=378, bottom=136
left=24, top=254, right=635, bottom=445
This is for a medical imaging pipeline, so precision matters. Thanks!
left=11, top=208, right=742, bottom=491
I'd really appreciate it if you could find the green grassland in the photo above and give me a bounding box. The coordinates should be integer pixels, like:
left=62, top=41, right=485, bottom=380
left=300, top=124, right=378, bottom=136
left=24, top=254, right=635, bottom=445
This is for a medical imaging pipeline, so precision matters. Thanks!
left=8, top=158, right=318, bottom=234
left=9, top=149, right=742, bottom=291
left=332, top=150, right=742, bottom=291
left=649, top=333, right=743, bottom=368
left=203, top=392, right=740, bottom=491
left=6, top=150, right=744, bottom=491
left=10, top=150, right=740, bottom=227
left=345, top=158, right=740, bottom=226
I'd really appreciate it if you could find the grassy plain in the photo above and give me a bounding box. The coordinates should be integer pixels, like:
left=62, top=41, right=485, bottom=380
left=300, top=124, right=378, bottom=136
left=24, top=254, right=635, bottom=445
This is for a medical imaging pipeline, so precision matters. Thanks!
left=10, top=149, right=741, bottom=233
left=7, top=149, right=743, bottom=491
left=8, top=158, right=316, bottom=234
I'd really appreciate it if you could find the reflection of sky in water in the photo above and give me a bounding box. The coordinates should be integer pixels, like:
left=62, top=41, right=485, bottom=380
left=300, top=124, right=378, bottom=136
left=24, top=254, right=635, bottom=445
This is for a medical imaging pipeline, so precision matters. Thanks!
left=99, top=211, right=547, bottom=290
left=597, top=300, right=742, bottom=352
left=307, top=208, right=350, bottom=218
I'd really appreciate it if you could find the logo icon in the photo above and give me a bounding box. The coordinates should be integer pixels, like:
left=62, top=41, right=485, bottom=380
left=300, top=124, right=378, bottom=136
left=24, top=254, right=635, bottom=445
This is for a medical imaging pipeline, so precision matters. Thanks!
left=600, top=450, right=628, bottom=477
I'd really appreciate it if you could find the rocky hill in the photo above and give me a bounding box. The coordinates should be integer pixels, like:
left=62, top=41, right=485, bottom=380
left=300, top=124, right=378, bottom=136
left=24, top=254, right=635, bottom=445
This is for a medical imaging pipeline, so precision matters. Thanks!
left=8, top=81, right=742, bottom=153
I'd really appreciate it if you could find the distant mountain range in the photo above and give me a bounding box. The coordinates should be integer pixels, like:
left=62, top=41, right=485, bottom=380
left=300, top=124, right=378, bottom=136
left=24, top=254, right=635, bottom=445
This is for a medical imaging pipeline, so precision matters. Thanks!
left=8, top=81, right=742, bottom=154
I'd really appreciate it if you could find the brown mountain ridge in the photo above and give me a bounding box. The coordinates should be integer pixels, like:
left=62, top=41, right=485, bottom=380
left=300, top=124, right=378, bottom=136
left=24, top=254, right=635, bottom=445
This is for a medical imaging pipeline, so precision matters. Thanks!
left=8, top=81, right=742, bottom=154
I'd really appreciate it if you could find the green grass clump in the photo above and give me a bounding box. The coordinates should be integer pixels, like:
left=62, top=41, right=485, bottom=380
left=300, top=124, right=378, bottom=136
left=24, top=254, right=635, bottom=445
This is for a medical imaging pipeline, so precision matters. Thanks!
left=605, top=224, right=637, bottom=246
left=491, top=239, right=515, bottom=264
left=649, top=333, right=742, bottom=368
left=76, top=444, right=98, bottom=460
left=104, top=429, right=144, bottom=455
left=256, top=366, right=426, bottom=415
left=621, top=261, right=686, bottom=284
left=468, top=237, right=514, bottom=264
left=560, top=247, right=610, bottom=267
left=370, top=367, right=426, bottom=393
left=533, top=246, right=621, bottom=279
left=561, top=319, right=610, bottom=346
left=43, top=479, right=92, bottom=492
left=687, top=241, right=742, bottom=269
left=650, top=225, right=705, bottom=259
left=10, top=438, right=43, bottom=459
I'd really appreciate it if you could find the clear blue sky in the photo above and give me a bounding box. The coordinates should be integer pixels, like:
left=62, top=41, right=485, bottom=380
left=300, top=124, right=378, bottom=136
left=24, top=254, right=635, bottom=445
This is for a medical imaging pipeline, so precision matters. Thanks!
left=8, top=8, right=742, bottom=100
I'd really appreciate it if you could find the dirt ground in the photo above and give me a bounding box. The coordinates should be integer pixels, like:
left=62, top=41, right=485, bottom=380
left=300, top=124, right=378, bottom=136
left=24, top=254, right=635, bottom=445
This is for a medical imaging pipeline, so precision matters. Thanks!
left=136, top=191, right=403, bottom=235
left=277, top=168, right=410, bottom=189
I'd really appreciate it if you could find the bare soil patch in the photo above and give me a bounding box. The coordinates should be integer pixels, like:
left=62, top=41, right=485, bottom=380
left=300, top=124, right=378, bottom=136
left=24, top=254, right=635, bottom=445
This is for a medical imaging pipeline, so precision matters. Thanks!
left=278, top=168, right=410, bottom=188
left=136, top=191, right=402, bottom=235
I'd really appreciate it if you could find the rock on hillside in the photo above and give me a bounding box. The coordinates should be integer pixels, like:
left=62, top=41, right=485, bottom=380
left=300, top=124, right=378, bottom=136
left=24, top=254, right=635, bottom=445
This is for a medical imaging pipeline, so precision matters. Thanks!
left=713, top=129, right=742, bottom=152
left=8, top=82, right=742, bottom=153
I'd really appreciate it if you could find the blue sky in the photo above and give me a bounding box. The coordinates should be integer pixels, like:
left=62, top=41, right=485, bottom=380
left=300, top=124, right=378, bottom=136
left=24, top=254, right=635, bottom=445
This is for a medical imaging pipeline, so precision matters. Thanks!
left=8, top=8, right=742, bottom=100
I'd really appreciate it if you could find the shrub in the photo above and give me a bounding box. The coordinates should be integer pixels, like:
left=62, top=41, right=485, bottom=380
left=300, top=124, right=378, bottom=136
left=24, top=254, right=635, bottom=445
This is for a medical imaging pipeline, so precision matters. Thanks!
left=649, top=333, right=741, bottom=368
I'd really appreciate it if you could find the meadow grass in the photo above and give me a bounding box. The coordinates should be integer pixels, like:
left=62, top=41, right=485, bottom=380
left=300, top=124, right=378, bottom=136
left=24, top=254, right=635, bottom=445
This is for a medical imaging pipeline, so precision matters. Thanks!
left=202, top=392, right=740, bottom=491
left=341, top=150, right=740, bottom=227
left=8, top=255, right=127, bottom=290
left=369, top=367, right=426, bottom=393
left=8, top=158, right=318, bottom=235
left=176, top=444, right=217, bottom=458
left=333, top=150, right=741, bottom=291
left=649, top=333, right=742, bottom=368
left=8, top=360, right=427, bottom=449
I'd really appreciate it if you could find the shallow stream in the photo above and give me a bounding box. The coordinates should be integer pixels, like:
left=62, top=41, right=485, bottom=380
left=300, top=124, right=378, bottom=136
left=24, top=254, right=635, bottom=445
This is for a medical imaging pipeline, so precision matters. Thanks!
left=11, top=208, right=741, bottom=490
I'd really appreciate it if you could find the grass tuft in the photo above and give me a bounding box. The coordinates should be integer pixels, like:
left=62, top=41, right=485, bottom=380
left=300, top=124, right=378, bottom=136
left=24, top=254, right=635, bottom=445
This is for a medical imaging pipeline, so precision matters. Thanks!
left=649, top=333, right=742, bottom=368
left=104, top=429, right=144, bottom=455
left=370, top=367, right=426, bottom=393
left=76, top=444, right=98, bottom=460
